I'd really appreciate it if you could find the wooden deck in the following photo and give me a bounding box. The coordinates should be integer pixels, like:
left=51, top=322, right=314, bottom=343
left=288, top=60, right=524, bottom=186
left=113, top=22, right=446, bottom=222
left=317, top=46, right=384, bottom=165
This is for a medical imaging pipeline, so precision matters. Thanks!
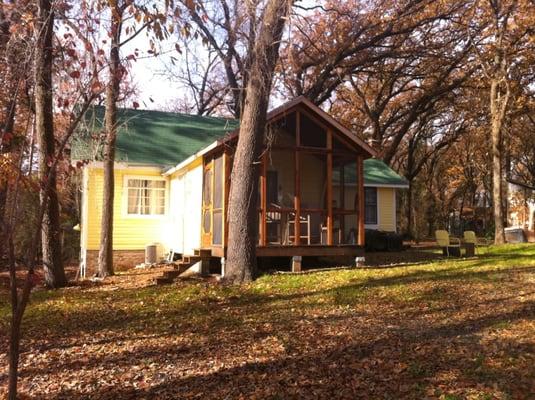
left=210, top=245, right=364, bottom=258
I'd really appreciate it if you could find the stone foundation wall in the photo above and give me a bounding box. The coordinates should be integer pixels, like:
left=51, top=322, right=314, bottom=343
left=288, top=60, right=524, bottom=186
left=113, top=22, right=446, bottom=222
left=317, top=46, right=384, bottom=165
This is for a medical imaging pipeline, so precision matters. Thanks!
left=84, top=249, right=145, bottom=276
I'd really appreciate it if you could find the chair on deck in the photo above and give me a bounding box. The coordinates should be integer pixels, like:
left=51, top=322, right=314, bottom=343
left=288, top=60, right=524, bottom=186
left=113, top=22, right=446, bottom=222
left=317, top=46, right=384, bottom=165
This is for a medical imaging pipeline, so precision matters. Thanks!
left=435, top=230, right=461, bottom=257
left=288, top=213, right=311, bottom=245
left=463, top=231, right=491, bottom=254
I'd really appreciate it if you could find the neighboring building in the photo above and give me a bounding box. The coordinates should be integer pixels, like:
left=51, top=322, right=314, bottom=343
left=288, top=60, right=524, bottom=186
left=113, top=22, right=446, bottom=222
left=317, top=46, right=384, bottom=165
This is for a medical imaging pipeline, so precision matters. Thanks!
left=73, top=97, right=408, bottom=274
left=507, top=182, right=535, bottom=242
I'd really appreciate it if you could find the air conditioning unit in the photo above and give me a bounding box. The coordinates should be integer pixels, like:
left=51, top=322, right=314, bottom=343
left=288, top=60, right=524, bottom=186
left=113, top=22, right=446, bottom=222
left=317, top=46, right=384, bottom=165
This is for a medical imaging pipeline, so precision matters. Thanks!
left=145, top=243, right=158, bottom=264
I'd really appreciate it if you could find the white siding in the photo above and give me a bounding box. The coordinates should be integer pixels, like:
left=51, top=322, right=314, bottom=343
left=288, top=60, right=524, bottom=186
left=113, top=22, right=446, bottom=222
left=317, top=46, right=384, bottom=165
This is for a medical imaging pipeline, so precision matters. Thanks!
left=184, top=164, right=203, bottom=254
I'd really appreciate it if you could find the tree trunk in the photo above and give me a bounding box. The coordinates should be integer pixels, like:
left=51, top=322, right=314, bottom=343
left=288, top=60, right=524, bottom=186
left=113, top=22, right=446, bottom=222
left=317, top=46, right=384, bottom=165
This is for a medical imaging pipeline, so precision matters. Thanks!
left=34, top=0, right=66, bottom=288
left=224, top=0, right=292, bottom=284
left=406, top=181, right=413, bottom=239
left=491, top=121, right=505, bottom=244
left=489, top=76, right=509, bottom=245
left=98, top=3, right=123, bottom=277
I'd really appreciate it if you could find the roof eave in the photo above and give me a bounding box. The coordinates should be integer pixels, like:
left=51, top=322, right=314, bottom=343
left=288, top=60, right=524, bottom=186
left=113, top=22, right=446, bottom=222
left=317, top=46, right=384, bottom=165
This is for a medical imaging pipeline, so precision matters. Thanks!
left=163, top=140, right=220, bottom=176
left=364, top=182, right=410, bottom=189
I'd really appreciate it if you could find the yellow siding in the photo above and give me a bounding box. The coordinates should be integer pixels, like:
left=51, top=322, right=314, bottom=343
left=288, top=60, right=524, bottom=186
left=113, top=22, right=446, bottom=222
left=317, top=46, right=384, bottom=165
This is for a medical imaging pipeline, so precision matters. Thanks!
left=85, top=166, right=168, bottom=251
left=332, top=186, right=397, bottom=232
left=377, top=187, right=396, bottom=232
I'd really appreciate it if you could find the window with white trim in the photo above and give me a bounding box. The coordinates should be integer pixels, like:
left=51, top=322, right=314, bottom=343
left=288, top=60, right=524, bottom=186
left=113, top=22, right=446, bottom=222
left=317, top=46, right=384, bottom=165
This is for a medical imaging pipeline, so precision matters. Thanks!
left=126, top=179, right=166, bottom=215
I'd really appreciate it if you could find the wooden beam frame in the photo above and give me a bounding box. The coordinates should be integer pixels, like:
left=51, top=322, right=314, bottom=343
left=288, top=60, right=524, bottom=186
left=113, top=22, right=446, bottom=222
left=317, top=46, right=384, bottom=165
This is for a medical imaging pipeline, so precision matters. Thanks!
left=326, top=129, right=333, bottom=245
left=270, top=144, right=356, bottom=156
left=256, top=244, right=364, bottom=257
left=298, top=106, right=366, bottom=155
left=357, top=155, right=365, bottom=246
left=294, top=111, right=301, bottom=246
left=260, top=151, right=267, bottom=246
left=339, top=164, right=345, bottom=241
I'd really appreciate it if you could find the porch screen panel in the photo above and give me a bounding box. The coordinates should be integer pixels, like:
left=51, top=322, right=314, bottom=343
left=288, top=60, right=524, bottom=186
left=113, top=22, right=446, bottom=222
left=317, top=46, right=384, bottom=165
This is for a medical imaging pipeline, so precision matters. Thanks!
left=265, top=150, right=295, bottom=245
left=299, top=153, right=326, bottom=209
left=300, top=113, right=327, bottom=148
left=213, top=155, right=224, bottom=245
left=331, top=156, right=359, bottom=244
left=299, top=153, right=327, bottom=245
left=268, top=150, right=295, bottom=207
left=213, top=211, right=223, bottom=244
left=214, top=156, right=223, bottom=209
left=202, top=166, right=212, bottom=239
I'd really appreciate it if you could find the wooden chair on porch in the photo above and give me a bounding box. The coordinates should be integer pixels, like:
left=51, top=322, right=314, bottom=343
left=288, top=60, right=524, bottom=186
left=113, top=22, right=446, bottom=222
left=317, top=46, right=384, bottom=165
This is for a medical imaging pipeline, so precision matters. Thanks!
left=287, top=213, right=312, bottom=245
left=266, top=210, right=282, bottom=244
left=320, top=224, right=342, bottom=245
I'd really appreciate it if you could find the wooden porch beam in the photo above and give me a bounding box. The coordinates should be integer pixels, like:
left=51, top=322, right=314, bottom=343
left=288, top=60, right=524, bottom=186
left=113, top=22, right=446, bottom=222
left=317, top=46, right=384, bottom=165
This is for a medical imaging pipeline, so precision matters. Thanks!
left=357, top=155, right=365, bottom=246
left=298, top=107, right=363, bottom=154
left=294, top=110, right=301, bottom=246
left=327, top=129, right=333, bottom=245
left=270, top=144, right=356, bottom=156
left=339, top=164, right=345, bottom=241
left=260, top=151, right=267, bottom=246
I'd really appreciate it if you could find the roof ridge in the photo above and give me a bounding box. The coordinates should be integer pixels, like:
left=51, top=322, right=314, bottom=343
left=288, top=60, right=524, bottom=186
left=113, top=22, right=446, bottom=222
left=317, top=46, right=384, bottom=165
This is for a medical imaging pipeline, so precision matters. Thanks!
left=89, top=104, right=237, bottom=123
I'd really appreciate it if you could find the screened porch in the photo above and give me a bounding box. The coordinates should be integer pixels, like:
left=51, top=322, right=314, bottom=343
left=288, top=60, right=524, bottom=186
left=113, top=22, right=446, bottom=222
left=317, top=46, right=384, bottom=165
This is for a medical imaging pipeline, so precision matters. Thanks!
left=200, top=98, right=373, bottom=258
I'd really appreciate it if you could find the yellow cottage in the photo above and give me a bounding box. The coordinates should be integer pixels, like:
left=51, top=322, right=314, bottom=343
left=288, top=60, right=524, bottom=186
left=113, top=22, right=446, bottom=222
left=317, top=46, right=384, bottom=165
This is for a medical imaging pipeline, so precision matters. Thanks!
left=72, top=98, right=408, bottom=275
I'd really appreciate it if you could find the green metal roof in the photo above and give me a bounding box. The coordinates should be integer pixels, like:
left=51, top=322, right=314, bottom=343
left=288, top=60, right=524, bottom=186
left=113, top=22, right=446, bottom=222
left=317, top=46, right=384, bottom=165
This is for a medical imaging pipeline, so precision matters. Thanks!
left=363, top=159, right=408, bottom=187
left=334, top=159, right=409, bottom=187
left=72, top=107, right=406, bottom=187
left=71, top=106, right=238, bottom=168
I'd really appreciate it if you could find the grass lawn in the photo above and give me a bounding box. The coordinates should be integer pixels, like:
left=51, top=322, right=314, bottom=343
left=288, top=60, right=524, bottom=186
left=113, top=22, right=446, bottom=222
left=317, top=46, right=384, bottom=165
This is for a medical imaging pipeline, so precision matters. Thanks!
left=1, top=244, right=535, bottom=399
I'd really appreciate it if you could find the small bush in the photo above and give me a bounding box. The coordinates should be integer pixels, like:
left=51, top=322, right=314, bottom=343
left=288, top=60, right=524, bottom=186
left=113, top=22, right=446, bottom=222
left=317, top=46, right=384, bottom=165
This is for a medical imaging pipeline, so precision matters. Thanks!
left=365, top=229, right=404, bottom=252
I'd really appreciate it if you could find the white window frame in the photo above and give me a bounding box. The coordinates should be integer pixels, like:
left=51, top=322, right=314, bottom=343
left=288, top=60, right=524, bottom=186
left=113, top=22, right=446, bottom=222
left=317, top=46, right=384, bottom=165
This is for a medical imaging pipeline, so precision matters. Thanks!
left=123, top=175, right=168, bottom=218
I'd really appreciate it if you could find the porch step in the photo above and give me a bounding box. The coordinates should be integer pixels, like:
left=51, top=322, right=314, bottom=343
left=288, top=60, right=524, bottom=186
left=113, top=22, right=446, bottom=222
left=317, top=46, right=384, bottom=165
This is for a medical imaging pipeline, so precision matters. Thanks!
left=193, top=249, right=212, bottom=258
left=162, top=269, right=184, bottom=280
left=154, top=254, right=205, bottom=285
left=182, top=255, right=201, bottom=264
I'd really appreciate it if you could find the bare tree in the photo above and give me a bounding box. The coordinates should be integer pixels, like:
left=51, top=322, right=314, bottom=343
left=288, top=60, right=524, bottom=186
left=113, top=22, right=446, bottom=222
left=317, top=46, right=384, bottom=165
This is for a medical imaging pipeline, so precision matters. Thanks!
left=161, top=37, right=229, bottom=115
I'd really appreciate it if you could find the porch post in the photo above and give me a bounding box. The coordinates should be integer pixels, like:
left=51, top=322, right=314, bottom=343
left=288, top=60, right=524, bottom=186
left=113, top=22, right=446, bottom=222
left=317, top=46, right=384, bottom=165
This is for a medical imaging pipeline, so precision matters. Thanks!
left=294, top=110, right=301, bottom=245
left=327, top=129, right=333, bottom=245
left=260, top=151, right=267, bottom=246
left=357, top=155, right=365, bottom=246
left=339, top=164, right=345, bottom=241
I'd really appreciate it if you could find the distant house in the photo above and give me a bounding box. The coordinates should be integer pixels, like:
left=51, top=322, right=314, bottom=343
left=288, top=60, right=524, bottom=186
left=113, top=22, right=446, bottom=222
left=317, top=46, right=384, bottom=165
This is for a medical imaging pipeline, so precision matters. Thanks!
left=72, top=97, right=408, bottom=274
left=507, top=181, right=535, bottom=242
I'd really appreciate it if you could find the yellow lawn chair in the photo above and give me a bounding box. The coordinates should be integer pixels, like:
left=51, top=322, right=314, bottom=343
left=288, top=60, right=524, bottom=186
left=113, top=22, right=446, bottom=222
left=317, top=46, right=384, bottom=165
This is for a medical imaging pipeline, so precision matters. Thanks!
left=435, top=230, right=461, bottom=257
left=463, top=231, right=491, bottom=254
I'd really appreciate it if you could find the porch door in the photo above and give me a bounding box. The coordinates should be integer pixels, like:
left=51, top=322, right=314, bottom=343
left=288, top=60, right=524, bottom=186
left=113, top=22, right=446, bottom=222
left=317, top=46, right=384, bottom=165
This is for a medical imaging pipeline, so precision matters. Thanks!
left=212, top=156, right=224, bottom=246
left=201, top=161, right=213, bottom=248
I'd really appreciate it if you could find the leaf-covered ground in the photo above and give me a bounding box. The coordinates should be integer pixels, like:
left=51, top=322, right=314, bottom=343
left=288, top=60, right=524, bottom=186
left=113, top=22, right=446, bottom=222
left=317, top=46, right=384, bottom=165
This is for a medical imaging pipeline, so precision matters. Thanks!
left=1, top=244, right=535, bottom=399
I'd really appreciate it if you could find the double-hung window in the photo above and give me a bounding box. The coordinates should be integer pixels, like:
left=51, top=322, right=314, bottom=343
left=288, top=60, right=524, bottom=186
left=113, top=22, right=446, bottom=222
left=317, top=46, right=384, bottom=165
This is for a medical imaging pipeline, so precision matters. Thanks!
left=364, top=187, right=378, bottom=225
left=126, top=178, right=166, bottom=216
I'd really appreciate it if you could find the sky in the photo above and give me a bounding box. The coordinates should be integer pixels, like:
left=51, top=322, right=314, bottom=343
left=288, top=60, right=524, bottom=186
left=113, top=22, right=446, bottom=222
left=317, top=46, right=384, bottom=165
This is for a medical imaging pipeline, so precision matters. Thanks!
left=124, top=35, right=181, bottom=110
